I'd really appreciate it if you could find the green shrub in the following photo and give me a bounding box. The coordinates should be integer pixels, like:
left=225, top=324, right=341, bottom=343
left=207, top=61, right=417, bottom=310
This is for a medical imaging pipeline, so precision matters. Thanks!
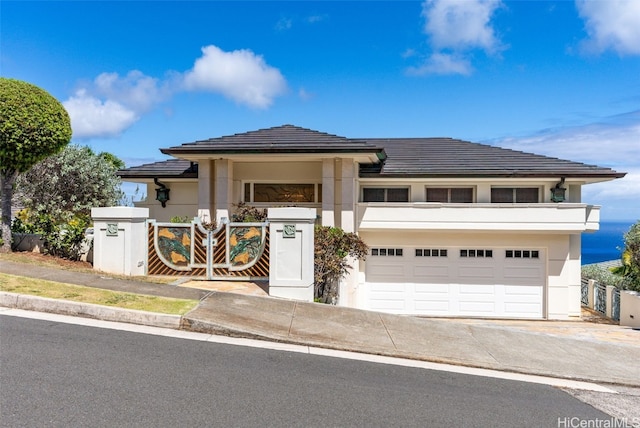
left=581, top=264, right=632, bottom=290
left=11, top=212, right=90, bottom=260
left=314, top=226, right=368, bottom=304
left=609, top=220, right=640, bottom=291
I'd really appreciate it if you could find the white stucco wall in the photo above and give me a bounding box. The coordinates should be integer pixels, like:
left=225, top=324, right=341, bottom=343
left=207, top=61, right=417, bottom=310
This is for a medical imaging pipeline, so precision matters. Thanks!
left=234, top=161, right=322, bottom=181
left=135, top=181, right=198, bottom=222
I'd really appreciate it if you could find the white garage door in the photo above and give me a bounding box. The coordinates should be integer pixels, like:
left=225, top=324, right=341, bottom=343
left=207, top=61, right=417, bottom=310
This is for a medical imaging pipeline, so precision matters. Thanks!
left=365, top=247, right=544, bottom=319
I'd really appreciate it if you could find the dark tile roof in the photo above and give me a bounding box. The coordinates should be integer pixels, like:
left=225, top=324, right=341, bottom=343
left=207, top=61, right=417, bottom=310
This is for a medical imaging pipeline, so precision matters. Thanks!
left=160, top=124, right=385, bottom=157
left=118, top=125, right=625, bottom=180
left=360, top=138, right=625, bottom=178
left=117, top=159, right=197, bottom=179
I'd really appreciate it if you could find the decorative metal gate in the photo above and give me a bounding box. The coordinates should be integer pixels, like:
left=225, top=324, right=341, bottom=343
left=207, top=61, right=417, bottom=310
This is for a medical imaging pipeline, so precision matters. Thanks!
left=612, top=288, right=620, bottom=321
left=147, top=218, right=269, bottom=280
left=580, top=278, right=589, bottom=306
left=594, top=282, right=607, bottom=315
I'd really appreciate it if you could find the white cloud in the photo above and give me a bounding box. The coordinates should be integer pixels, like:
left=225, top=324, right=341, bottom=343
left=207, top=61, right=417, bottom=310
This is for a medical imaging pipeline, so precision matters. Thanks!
left=422, top=0, right=502, bottom=52
left=182, top=45, right=287, bottom=109
left=62, top=45, right=287, bottom=139
left=63, top=71, right=168, bottom=139
left=93, top=70, right=168, bottom=111
left=576, top=0, right=640, bottom=55
left=406, top=52, right=472, bottom=76
left=63, top=89, right=138, bottom=139
left=411, top=0, right=503, bottom=76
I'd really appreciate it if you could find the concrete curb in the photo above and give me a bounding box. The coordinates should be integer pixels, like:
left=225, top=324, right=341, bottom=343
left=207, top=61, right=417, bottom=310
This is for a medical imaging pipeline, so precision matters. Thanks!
left=181, top=316, right=473, bottom=365
left=0, top=292, right=182, bottom=329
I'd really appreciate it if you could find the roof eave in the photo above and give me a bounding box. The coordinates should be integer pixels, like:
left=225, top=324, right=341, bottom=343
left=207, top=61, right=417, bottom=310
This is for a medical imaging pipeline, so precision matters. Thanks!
left=161, top=149, right=384, bottom=164
left=359, top=171, right=627, bottom=180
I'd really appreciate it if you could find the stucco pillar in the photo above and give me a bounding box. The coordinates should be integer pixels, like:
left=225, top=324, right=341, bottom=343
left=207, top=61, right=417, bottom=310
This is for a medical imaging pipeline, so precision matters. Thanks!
left=340, top=158, right=356, bottom=233
left=605, top=285, right=615, bottom=318
left=567, top=233, right=582, bottom=317
left=322, top=159, right=336, bottom=227
left=587, top=279, right=596, bottom=309
left=568, top=184, right=581, bottom=203
left=268, top=207, right=316, bottom=301
left=91, top=207, right=148, bottom=276
left=198, top=160, right=214, bottom=223
left=339, top=158, right=358, bottom=308
left=476, top=183, right=491, bottom=203
left=214, top=159, right=233, bottom=224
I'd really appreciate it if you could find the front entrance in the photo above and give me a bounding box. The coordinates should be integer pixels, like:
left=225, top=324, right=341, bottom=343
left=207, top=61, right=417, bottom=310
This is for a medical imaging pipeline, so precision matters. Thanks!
left=147, top=217, right=269, bottom=280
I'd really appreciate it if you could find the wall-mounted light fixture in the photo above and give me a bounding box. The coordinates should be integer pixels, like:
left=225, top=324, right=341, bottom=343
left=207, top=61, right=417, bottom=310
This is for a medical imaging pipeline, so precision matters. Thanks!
left=154, top=178, right=170, bottom=208
left=550, top=177, right=566, bottom=203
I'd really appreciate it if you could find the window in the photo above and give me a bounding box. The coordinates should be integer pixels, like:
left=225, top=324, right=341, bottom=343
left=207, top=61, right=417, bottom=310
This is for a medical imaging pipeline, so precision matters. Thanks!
left=362, top=187, right=409, bottom=202
left=371, top=248, right=403, bottom=256
left=505, top=249, right=539, bottom=259
left=491, top=187, right=539, bottom=203
left=244, top=183, right=321, bottom=203
left=460, top=249, right=493, bottom=258
left=415, top=249, right=448, bottom=257
left=426, top=187, right=473, bottom=203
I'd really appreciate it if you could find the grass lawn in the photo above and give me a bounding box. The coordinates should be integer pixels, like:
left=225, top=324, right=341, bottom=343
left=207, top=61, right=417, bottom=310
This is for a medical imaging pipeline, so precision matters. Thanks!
left=0, top=273, right=198, bottom=315
left=0, top=252, right=174, bottom=284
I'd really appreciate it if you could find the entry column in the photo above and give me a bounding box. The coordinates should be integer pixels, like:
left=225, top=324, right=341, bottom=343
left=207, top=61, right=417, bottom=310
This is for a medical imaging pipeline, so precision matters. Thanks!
left=268, top=207, right=316, bottom=302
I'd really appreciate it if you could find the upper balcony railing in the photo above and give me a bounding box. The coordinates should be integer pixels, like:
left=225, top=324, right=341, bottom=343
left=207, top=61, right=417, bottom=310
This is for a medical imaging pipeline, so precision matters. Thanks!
left=356, top=203, right=600, bottom=232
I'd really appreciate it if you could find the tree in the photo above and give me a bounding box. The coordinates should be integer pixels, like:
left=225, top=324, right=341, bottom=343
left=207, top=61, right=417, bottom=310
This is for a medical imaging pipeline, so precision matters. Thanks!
left=314, top=226, right=368, bottom=304
left=13, top=145, right=123, bottom=259
left=0, top=78, right=71, bottom=252
left=16, top=145, right=124, bottom=222
left=611, top=220, right=640, bottom=291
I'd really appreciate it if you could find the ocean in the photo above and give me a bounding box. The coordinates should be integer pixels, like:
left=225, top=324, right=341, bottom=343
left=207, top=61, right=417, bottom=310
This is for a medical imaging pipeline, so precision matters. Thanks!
left=581, top=221, right=633, bottom=265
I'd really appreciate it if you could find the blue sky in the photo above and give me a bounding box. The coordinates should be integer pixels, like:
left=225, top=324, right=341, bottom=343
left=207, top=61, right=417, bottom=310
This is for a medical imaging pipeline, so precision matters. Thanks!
left=2, top=0, right=639, bottom=221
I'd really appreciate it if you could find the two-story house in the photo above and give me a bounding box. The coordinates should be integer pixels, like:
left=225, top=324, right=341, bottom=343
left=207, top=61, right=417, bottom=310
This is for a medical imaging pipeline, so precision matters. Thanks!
left=118, top=125, right=625, bottom=320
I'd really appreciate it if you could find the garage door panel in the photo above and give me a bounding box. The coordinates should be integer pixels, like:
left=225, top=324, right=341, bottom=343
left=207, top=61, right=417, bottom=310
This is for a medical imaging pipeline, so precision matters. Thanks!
left=459, top=284, right=495, bottom=296
left=504, top=266, right=544, bottom=286
left=413, top=283, right=450, bottom=294
left=367, top=264, right=406, bottom=279
left=369, top=298, right=407, bottom=311
left=504, top=302, right=542, bottom=315
left=458, top=266, right=495, bottom=278
left=413, top=265, right=449, bottom=282
left=459, top=301, right=496, bottom=313
left=369, top=282, right=407, bottom=292
left=457, top=266, right=497, bottom=285
left=503, top=284, right=543, bottom=296
left=414, top=300, right=450, bottom=312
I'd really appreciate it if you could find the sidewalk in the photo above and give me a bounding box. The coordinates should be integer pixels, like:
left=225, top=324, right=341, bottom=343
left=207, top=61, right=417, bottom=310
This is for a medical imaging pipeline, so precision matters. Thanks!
left=2, top=259, right=639, bottom=386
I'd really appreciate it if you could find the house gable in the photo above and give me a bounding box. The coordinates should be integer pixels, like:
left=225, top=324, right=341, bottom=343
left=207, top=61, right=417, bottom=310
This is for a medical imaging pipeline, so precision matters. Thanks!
left=159, top=124, right=385, bottom=162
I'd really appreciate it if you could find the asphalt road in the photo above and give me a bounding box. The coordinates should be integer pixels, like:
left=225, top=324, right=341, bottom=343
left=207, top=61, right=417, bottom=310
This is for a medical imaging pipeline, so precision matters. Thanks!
left=0, top=316, right=611, bottom=428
